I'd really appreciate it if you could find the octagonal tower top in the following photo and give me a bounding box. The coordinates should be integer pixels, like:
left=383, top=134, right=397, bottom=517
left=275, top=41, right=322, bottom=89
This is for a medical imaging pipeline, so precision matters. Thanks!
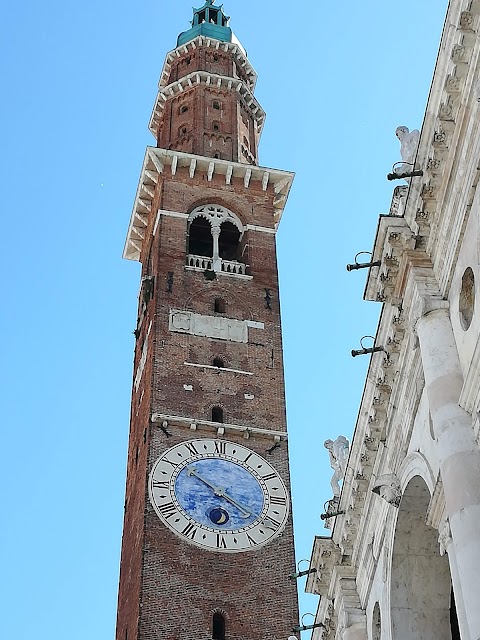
left=178, top=0, right=232, bottom=46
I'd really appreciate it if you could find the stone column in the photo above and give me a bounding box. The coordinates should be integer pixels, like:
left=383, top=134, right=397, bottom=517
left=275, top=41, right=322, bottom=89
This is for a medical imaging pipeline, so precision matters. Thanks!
left=416, top=306, right=480, bottom=640
left=439, top=520, right=470, bottom=640
left=211, top=224, right=221, bottom=272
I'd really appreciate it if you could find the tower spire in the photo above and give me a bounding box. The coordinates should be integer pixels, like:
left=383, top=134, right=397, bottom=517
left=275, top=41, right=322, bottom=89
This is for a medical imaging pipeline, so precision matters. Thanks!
left=177, top=0, right=231, bottom=46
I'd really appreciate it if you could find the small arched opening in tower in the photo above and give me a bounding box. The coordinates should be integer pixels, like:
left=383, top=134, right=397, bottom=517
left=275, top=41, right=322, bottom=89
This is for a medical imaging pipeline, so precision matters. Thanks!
left=212, top=613, right=226, bottom=640
left=188, top=217, right=213, bottom=257
left=214, top=298, right=226, bottom=314
left=219, top=221, right=240, bottom=260
left=213, top=357, right=225, bottom=368
left=211, top=406, right=224, bottom=423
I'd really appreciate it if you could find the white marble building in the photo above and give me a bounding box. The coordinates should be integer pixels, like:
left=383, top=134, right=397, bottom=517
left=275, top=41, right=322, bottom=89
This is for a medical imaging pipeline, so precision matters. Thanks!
left=305, top=2, right=480, bottom=640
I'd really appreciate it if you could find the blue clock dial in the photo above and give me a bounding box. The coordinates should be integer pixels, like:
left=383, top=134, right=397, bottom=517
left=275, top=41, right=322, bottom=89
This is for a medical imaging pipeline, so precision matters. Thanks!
left=149, top=439, right=289, bottom=553
left=174, top=458, right=264, bottom=530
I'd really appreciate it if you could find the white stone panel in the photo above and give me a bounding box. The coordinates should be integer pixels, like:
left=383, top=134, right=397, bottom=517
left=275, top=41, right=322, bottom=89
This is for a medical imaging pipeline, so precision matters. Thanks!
left=169, top=310, right=263, bottom=343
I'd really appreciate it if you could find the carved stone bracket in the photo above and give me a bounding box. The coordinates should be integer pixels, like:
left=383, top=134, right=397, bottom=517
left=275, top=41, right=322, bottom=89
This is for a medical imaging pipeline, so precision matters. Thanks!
left=305, top=537, right=341, bottom=597
left=372, top=473, right=402, bottom=507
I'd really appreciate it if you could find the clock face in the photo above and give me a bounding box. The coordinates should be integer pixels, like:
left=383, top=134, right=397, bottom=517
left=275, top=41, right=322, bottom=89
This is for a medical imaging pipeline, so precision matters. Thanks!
left=148, top=438, right=289, bottom=553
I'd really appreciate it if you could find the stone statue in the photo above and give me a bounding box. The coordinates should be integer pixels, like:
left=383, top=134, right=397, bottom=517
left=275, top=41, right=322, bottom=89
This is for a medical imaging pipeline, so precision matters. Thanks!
left=394, top=126, right=420, bottom=178
left=324, top=436, right=349, bottom=497
left=372, top=473, right=402, bottom=507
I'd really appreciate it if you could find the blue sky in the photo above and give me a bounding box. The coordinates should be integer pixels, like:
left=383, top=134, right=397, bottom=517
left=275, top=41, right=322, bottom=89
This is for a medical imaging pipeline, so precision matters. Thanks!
left=0, top=1, right=447, bottom=638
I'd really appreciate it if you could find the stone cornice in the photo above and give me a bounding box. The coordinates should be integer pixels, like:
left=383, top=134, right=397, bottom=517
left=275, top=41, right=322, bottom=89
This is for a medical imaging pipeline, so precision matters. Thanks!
left=149, top=70, right=265, bottom=138
left=158, top=36, right=257, bottom=93
left=124, top=147, right=294, bottom=261
left=151, top=412, right=287, bottom=441
left=305, top=536, right=341, bottom=597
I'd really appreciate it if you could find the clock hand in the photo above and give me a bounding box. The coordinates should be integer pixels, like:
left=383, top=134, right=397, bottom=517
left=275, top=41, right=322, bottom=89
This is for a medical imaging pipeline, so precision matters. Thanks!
left=187, top=467, right=251, bottom=518
left=216, top=489, right=252, bottom=518
left=187, top=466, right=220, bottom=493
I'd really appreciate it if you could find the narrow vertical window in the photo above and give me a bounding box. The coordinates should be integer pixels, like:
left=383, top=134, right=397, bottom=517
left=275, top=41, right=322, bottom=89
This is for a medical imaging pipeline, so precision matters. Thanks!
left=212, top=613, right=225, bottom=640
left=214, top=298, right=226, bottom=313
left=212, top=407, right=224, bottom=423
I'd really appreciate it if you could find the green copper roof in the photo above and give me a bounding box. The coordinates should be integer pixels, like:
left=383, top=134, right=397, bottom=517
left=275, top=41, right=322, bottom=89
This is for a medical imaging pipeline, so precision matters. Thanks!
left=177, top=0, right=232, bottom=47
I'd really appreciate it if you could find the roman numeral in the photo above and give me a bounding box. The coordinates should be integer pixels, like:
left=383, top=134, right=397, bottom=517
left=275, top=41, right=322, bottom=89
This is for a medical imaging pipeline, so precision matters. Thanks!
left=269, top=495, right=286, bottom=506
left=262, top=472, right=276, bottom=481
left=153, top=480, right=169, bottom=490
left=184, top=442, right=199, bottom=456
left=216, top=534, right=228, bottom=549
left=214, top=441, right=227, bottom=454
left=181, top=523, right=198, bottom=540
left=157, top=502, right=176, bottom=519
left=264, top=515, right=282, bottom=530
left=163, top=458, right=178, bottom=469
left=246, top=532, right=257, bottom=546
left=243, top=452, right=253, bottom=464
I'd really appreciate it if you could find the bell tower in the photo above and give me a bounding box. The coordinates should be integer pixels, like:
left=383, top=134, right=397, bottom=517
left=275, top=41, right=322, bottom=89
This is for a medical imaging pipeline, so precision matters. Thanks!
left=116, top=3, right=299, bottom=640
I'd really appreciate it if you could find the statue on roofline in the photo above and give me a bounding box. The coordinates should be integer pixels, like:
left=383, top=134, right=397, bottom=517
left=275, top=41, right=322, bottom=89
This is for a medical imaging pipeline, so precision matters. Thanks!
left=324, top=436, right=349, bottom=497
left=394, top=126, right=420, bottom=180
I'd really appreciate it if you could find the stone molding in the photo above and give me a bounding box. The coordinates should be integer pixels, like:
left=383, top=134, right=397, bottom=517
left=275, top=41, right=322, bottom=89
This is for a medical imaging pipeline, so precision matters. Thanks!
left=158, top=36, right=257, bottom=93
left=124, top=147, right=294, bottom=261
left=151, top=412, right=287, bottom=441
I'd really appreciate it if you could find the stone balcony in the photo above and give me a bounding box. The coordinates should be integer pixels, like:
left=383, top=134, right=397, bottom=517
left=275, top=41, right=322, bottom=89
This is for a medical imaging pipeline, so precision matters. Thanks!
left=186, top=254, right=247, bottom=276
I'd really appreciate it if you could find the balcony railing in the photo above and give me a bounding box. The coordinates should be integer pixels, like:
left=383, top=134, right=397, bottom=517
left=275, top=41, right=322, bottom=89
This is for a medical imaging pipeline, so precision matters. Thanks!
left=186, top=255, right=213, bottom=271
left=186, top=255, right=247, bottom=276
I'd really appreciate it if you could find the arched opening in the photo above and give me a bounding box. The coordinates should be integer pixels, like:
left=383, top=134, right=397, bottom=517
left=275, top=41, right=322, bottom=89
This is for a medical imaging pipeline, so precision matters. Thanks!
left=214, top=298, right=226, bottom=313
left=372, top=603, right=381, bottom=640
left=213, top=357, right=225, bottom=368
left=211, top=406, right=224, bottom=423
left=188, top=217, right=213, bottom=257
left=459, top=266, right=475, bottom=330
left=213, top=100, right=221, bottom=110
left=219, top=221, right=240, bottom=260
left=391, top=476, right=458, bottom=640
left=212, top=612, right=225, bottom=640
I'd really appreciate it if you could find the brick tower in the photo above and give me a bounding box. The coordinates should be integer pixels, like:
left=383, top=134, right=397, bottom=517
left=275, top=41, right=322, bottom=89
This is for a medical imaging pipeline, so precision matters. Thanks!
left=116, top=3, right=299, bottom=640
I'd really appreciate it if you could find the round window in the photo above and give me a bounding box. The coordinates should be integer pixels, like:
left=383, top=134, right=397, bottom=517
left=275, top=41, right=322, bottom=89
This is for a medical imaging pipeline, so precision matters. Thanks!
left=459, top=267, right=475, bottom=331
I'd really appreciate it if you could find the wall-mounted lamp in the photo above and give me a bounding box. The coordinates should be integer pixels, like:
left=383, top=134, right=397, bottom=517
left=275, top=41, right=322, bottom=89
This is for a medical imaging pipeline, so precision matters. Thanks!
left=351, top=336, right=384, bottom=358
left=288, top=560, right=317, bottom=581
left=387, top=161, right=423, bottom=181
left=293, top=614, right=325, bottom=633
left=346, top=251, right=381, bottom=272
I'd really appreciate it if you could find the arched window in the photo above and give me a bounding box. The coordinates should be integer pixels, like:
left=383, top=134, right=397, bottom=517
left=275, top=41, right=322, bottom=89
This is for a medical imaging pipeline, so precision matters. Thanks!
left=188, top=217, right=213, bottom=257
left=213, top=357, right=225, bottom=368
left=179, top=104, right=189, bottom=114
left=211, top=407, right=224, bottom=423
left=219, top=221, right=241, bottom=260
left=187, top=205, right=244, bottom=269
left=214, top=298, right=226, bottom=313
left=213, top=122, right=221, bottom=132
left=212, top=613, right=225, bottom=640
left=212, top=100, right=221, bottom=110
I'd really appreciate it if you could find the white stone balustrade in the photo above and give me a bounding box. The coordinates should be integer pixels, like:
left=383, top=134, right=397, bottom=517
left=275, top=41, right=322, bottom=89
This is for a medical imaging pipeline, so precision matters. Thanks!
left=187, top=254, right=213, bottom=270
left=186, top=254, right=246, bottom=276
